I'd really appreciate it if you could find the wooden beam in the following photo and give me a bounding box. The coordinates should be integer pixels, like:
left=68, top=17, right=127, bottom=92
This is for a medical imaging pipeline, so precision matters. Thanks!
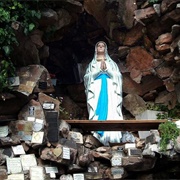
left=0, top=115, right=17, bottom=122
left=65, top=120, right=174, bottom=131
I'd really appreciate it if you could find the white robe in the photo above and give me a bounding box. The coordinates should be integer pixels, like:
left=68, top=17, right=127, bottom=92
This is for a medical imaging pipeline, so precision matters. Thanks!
left=84, top=43, right=123, bottom=146
left=84, top=61, right=123, bottom=120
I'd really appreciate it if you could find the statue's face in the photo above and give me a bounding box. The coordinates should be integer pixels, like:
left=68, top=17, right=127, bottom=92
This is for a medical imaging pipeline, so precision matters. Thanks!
left=96, top=42, right=106, bottom=53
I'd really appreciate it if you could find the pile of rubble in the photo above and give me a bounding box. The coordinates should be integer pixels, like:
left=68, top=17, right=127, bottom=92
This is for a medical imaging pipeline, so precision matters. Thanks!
left=1, top=101, right=180, bottom=179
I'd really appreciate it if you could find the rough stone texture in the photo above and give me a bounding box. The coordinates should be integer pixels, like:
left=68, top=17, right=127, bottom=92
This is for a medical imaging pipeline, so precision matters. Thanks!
left=38, top=92, right=60, bottom=114
left=1, top=0, right=180, bottom=178
left=30, top=29, right=44, bottom=49
left=123, top=94, right=147, bottom=116
left=163, top=78, right=175, bottom=92
left=0, top=93, right=30, bottom=116
left=123, top=24, right=145, bottom=46
left=155, top=62, right=174, bottom=79
left=155, top=33, right=173, bottom=45
left=12, top=31, right=40, bottom=66
left=18, top=99, right=45, bottom=120
left=126, top=46, right=154, bottom=78
left=60, top=96, right=84, bottom=119
left=38, top=8, right=58, bottom=27
left=175, top=82, right=180, bottom=103
left=0, top=166, right=7, bottom=180
left=84, top=0, right=109, bottom=33
left=118, top=0, right=137, bottom=29
left=122, top=73, right=142, bottom=95
left=161, top=0, right=180, bottom=13
left=14, top=65, right=54, bottom=96
left=123, top=157, right=157, bottom=171
left=134, top=6, right=157, bottom=24
left=155, top=90, right=177, bottom=109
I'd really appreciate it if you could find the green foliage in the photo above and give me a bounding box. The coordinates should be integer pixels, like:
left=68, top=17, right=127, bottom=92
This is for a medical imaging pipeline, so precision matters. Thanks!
left=158, top=121, right=180, bottom=152
left=0, top=59, right=16, bottom=92
left=0, top=0, right=41, bottom=92
left=146, top=102, right=164, bottom=111
left=146, top=102, right=180, bottom=119
left=156, top=112, right=168, bottom=119
left=0, top=0, right=41, bottom=57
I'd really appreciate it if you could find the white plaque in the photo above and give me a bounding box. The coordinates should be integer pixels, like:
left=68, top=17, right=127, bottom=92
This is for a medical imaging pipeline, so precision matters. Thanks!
left=33, top=119, right=44, bottom=132
left=88, top=166, right=98, bottom=172
left=50, top=172, right=56, bottom=178
left=43, top=102, right=55, bottom=110
left=62, top=147, right=70, bottom=160
left=111, top=155, right=122, bottom=166
left=0, top=126, right=8, bottom=137
left=68, top=131, right=83, bottom=144
left=111, top=167, right=124, bottom=179
left=29, top=166, right=44, bottom=180
left=7, top=174, right=24, bottom=180
left=27, top=117, right=35, bottom=121
left=20, top=154, right=37, bottom=171
left=31, top=132, right=44, bottom=144
left=125, top=143, right=136, bottom=149
left=12, top=145, right=25, bottom=155
left=33, top=122, right=43, bottom=132
left=45, top=166, right=58, bottom=174
left=60, top=174, right=73, bottom=180
left=35, top=119, right=44, bottom=124
left=6, top=157, right=22, bottom=174
left=73, top=173, right=84, bottom=180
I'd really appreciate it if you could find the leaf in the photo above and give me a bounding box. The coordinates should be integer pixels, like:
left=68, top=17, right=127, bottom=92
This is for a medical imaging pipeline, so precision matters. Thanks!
left=24, top=27, right=28, bottom=35
left=31, top=10, right=36, bottom=17
left=36, top=12, right=41, bottom=19
left=2, top=46, right=10, bottom=55
left=29, top=23, right=35, bottom=32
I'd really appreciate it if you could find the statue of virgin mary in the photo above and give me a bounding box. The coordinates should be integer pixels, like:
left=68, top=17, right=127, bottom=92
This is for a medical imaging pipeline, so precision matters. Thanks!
left=84, top=41, right=123, bottom=146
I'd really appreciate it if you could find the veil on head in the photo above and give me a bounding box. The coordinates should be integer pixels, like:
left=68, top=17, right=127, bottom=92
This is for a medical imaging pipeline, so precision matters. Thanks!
left=94, top=41, right=111, bottom=62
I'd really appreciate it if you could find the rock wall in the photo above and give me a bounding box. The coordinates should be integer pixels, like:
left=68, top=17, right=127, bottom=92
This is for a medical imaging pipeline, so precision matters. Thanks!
left=6, top=0, right=180, bottom=119
left=0, top=1, right=180, bottom=179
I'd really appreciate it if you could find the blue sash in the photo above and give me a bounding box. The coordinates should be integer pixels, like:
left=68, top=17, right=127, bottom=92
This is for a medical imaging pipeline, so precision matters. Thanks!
left=95, top=73, right=110, bottom=136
